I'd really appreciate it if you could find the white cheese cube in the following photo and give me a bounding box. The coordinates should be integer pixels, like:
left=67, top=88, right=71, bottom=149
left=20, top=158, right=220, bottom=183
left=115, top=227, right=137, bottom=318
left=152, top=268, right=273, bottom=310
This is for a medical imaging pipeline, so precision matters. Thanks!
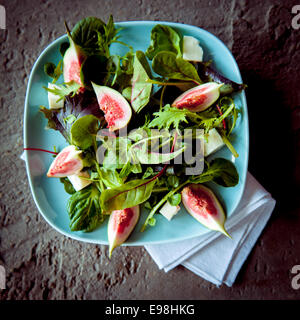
left=48, top=83, right=64, bottom=109
left=68, top=171, right=92, bottom=191
left=182, top=36, right=203, bottom=62
left=159, top=201, right=181, bottom=221
left=204, top=128, right=225, bottom=157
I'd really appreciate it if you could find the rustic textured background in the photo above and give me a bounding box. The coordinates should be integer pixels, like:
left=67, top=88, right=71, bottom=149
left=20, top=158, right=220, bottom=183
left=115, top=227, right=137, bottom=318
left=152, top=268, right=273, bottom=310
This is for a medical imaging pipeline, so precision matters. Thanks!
left=0, top=0, right=300, bottom=300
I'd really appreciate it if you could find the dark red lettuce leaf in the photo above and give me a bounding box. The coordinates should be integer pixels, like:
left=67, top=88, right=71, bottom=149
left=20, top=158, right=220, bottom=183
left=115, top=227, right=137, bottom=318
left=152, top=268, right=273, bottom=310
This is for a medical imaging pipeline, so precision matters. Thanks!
left=40, top=91, right=104, bottom=143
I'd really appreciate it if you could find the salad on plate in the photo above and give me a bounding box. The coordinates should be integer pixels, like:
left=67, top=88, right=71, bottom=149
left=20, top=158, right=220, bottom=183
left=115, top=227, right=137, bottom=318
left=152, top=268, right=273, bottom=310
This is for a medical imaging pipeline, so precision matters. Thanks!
left=31, top=16, right=245, bottom=256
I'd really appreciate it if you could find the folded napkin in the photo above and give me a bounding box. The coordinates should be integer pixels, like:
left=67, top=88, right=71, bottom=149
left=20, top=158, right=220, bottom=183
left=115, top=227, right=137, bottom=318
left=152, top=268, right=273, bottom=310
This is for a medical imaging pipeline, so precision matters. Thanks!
left=145, top=172, right=276, bottom=287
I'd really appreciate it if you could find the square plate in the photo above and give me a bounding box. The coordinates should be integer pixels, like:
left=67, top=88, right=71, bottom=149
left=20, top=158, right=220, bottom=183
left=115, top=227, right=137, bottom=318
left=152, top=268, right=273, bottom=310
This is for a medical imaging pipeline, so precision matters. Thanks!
left=24, top=21, right=249, bottom=245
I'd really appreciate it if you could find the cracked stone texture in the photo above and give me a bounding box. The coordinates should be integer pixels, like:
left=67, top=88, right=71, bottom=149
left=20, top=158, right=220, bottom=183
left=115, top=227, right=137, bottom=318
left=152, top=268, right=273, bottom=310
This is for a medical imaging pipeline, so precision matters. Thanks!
left=0, top=0, right=300, bottom=300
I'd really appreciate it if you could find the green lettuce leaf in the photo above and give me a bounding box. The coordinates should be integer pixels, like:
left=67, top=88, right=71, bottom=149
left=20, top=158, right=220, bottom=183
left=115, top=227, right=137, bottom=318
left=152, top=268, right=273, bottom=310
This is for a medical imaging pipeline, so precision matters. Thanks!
left=146, top=24, right=181, bottom=60
left=152, top=51, right=201, bottom=83
left=70, top=114, right=100, bottom=149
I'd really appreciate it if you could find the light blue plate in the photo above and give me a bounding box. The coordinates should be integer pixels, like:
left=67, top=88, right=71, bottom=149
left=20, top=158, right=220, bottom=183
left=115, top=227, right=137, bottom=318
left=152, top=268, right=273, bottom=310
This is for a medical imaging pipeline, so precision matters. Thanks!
left=24, top=21, right=249, bottom=245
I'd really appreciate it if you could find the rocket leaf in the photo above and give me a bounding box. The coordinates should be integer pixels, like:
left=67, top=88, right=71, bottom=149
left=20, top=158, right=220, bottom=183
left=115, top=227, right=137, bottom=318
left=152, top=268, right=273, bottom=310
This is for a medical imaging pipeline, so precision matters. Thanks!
left=43, top=81, right=81, bottom=102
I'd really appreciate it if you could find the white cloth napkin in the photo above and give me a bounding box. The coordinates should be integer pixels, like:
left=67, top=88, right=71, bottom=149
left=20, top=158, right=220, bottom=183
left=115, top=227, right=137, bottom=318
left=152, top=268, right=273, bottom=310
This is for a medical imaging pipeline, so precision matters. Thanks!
left=145, top=172, right=276, bottom=287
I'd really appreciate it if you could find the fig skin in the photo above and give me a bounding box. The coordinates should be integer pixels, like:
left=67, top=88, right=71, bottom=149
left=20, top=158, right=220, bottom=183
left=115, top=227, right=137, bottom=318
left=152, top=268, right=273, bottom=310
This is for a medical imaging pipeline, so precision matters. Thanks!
left=172, top=82, right=223, bottom=112
left=107, top=206, right=140, bottom=257
left=47, top=145, right=83, bottom=178
left=91, top=83, right=132, bottom=131
left=181, top=184, right=231, bottom=237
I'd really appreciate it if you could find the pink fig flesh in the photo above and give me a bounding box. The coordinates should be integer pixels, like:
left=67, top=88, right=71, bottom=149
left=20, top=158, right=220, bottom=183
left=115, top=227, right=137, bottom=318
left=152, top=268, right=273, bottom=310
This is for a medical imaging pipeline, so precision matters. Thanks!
left=108, top=206, right=140, bottom=257
left=181, top=184, right=231, bottom=237
left=63, top=33, right=86, bottom=90
left=172, top=82, right=223, bottom=112
left=92, top=83, right=132, bottom=131
left=47, top=145, right=83, bottom=178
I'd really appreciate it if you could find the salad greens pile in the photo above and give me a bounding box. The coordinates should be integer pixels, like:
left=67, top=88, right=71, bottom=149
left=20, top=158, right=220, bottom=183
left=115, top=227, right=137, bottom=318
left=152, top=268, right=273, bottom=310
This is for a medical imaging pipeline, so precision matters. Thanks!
left=40, top=16, right=244, bottom=235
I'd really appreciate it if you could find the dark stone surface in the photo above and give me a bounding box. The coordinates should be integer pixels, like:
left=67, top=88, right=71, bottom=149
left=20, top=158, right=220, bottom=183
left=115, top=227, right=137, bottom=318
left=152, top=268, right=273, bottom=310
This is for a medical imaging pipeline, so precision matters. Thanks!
left=0, top=0, right=299, bottom=299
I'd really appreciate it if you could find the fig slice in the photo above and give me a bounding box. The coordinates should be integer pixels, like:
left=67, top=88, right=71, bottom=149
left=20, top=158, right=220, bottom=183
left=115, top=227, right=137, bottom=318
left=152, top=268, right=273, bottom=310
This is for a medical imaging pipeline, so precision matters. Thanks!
left=172, top=82, right=223, bottom=112
left=107, top=206, right=140, bottom=257
left=47, top=145, right=83, bottom=178
left=63, top=24, right=86, bottom=89
left=181, top=184, right=231, bottom=237
left=91, top=83, right=132, bottom=131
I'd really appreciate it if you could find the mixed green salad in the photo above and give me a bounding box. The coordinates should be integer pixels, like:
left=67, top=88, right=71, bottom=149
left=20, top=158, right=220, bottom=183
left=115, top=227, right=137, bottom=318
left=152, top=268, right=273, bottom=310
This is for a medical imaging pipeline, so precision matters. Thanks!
left=37, top=16, right=245, bottom=255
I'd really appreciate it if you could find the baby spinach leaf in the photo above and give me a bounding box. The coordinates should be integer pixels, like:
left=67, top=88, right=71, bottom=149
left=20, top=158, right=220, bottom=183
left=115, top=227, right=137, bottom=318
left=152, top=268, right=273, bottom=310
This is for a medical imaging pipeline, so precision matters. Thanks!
left=67, top=185, right=104, bottom=232
left=152, top=51, right=201, bottom=83
left=190, top=158, right=239, bottom=187
left=209, top=158, right=239, bottom=187
left=100, top=178, right=157, bottom=212
left=146, top=24, right=181, bottom=60
left=131, top=51, right=153, bottom=113
left=97, top=167, right=123, bottom=188
left=70, top=114, right=100, bottom=149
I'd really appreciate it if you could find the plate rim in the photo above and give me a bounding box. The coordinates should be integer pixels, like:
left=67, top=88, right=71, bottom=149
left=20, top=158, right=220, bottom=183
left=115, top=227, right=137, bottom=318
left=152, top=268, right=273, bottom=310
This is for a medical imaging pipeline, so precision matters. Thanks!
left=23, top=20, right=249, bottom=246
